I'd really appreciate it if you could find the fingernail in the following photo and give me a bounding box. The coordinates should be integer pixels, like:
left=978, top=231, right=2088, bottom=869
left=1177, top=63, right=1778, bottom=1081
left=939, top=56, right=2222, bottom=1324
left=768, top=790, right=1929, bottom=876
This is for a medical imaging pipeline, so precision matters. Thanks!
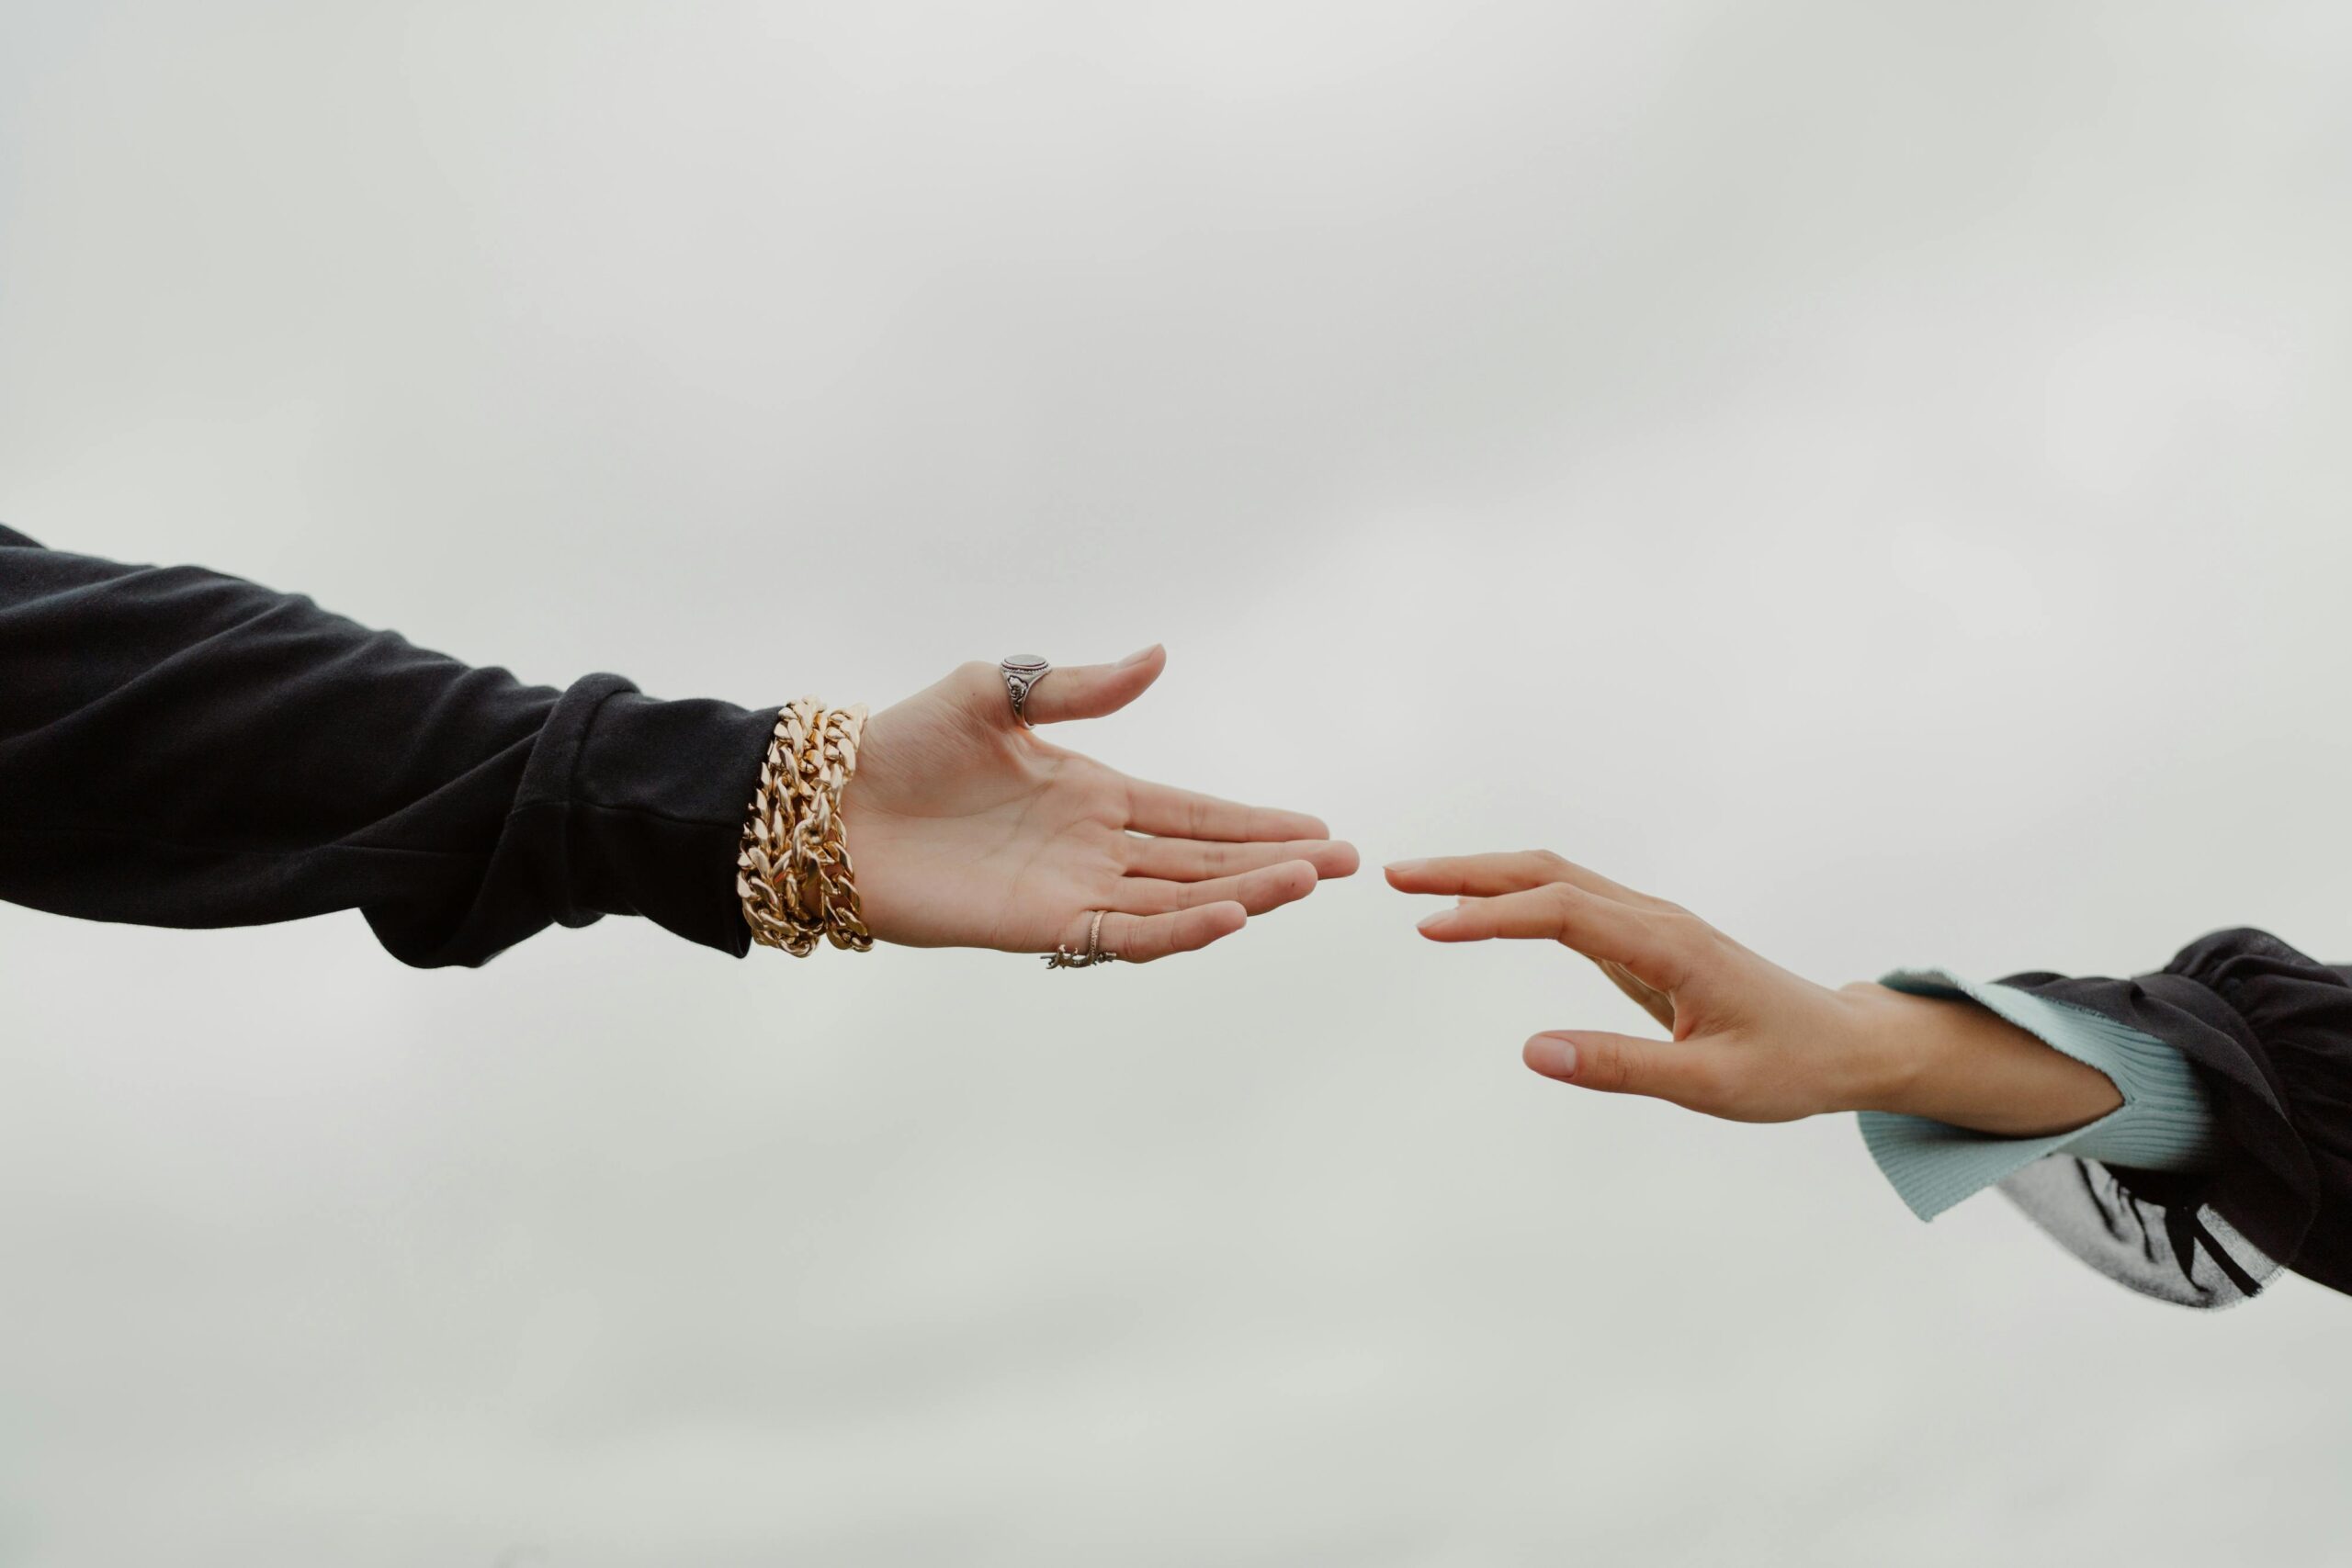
left=1528, top=1035, right=1578, bottom=1077
left=1120, top=644, right=1160, bottom=667
left=1417, top=909, right=1454, bottom=934
left=1385, top=859, right=1427, bottom=874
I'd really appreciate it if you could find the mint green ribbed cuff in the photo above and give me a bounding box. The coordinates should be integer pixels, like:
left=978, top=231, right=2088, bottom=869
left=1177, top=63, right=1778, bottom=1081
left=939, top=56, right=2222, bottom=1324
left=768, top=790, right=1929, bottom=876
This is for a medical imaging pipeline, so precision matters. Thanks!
left=1857, top=969, right=2219, bottom=1222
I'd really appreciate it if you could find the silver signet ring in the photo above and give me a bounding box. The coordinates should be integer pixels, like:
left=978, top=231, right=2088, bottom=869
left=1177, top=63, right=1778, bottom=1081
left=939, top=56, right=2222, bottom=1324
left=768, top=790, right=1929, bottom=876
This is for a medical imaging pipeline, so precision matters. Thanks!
left=1000, top=655, right=1051, bottom=728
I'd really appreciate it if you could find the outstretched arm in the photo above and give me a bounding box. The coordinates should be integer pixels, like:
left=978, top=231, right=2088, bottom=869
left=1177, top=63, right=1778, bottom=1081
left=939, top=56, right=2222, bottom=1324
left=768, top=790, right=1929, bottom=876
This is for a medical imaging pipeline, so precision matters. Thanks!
left=1385, top=851, right=2352, bottom=1307
left=1387, top=849, right=2123, bottom=1132
left=0, top=527, right=1352, bottom=966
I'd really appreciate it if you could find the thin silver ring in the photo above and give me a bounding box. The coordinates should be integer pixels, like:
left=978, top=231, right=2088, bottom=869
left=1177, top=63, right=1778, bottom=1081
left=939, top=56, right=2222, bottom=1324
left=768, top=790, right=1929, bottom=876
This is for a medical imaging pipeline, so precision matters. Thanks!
left=1000, top=655, right=1051, bottom=728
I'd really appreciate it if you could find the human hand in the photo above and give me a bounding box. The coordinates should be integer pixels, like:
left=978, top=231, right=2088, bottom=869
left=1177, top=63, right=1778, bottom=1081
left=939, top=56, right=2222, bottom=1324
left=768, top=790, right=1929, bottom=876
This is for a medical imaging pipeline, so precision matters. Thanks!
left=1386, top=851, right=2120, bottom=1134
left=842, top=648, right=1357, bottom=962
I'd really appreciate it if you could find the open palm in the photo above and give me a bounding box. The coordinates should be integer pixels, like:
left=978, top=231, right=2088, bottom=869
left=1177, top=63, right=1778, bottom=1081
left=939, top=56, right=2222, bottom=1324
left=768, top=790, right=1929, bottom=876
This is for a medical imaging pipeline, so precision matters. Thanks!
left=842, top=648, right=1356, bottom=962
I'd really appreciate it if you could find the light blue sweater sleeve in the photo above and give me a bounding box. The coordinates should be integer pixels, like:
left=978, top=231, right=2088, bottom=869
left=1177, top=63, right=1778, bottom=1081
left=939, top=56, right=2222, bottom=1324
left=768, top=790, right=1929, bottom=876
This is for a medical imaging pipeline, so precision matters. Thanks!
left=1856, top=969, right=2220, bottom=1222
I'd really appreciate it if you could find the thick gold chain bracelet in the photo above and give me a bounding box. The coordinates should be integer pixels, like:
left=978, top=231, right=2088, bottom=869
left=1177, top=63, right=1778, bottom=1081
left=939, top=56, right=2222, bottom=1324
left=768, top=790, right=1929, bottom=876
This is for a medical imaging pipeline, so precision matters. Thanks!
left=735, top=698, right=875, bottom=955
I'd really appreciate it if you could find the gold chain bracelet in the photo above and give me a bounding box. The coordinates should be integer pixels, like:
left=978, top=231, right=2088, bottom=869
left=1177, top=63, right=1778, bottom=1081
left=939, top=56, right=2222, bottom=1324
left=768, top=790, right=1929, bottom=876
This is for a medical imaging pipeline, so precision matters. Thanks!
left=736, top=698, right=875, bottom=955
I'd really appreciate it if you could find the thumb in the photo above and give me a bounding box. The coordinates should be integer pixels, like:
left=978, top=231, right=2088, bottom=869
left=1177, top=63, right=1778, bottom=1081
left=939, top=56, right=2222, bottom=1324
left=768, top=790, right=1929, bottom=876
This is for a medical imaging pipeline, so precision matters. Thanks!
left=1523, top=1030, right=1720, bottom=1111
left=1022, top=644, right=1165, bottom=725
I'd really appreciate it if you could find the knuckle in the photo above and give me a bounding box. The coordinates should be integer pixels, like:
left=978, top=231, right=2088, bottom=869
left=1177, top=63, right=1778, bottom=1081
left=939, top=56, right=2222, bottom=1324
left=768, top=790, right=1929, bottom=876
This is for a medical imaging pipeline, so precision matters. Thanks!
left=1582, top=1039, right=1629, bottom=1091
left=1545, top=884, right=1582, bottom=938
left=1116, top=921, right=1157, bottom=963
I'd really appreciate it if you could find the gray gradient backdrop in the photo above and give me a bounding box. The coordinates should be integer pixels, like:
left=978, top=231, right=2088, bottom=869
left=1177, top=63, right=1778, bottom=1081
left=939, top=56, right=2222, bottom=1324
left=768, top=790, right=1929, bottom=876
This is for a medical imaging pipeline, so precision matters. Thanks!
left=5, top=4, right=2351, bottom=1564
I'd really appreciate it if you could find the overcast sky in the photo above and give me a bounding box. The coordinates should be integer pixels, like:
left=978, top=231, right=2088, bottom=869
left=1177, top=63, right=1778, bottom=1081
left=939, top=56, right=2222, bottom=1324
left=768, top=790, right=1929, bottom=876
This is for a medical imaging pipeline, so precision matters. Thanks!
left=5, top=3, right=2352, bottom=1564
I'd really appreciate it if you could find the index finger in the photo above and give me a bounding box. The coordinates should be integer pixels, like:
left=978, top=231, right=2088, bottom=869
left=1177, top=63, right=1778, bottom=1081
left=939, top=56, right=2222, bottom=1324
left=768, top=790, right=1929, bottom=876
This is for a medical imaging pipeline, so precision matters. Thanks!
left=1125, top=778, right=1330, bottom=842
left=1415, top=883, right=1691, bottom=989
left=1385, top=850, right=1671, bottom=908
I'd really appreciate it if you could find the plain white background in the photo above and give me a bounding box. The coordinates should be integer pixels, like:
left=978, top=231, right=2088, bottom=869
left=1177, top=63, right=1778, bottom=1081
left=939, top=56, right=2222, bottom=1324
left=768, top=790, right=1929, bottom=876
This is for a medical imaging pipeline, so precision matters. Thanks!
left=4, top=4, right=2350, bottom=1563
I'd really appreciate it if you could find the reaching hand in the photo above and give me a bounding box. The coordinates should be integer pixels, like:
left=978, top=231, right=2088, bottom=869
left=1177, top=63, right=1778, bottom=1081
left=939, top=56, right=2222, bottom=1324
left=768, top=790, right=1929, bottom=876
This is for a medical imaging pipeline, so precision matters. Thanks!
left=1387, top=850, right=2121, bottom=1134
left=842, top=648, right=1357, bottom=962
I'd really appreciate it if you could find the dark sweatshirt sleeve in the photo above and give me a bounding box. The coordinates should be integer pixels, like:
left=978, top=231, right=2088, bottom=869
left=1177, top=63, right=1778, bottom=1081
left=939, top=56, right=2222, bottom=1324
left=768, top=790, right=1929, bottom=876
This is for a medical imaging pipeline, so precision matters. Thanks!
left=0, top=526, right=774, bottom=966
left=1987, top=929, right=2352, bottom=1308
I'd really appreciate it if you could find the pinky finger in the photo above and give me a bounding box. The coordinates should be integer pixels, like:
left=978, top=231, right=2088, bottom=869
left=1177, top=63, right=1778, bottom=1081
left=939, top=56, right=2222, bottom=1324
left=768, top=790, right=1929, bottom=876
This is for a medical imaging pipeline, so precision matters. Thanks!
left=1090, top=902, right=1248, bottom=964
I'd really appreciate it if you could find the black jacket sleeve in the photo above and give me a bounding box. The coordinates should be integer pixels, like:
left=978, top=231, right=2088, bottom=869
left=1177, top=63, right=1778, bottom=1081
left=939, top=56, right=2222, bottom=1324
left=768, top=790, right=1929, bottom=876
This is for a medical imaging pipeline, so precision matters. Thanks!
left=1993, top=928, right=2352, bottom=1307
left=0, top=525, right=774, bottom=967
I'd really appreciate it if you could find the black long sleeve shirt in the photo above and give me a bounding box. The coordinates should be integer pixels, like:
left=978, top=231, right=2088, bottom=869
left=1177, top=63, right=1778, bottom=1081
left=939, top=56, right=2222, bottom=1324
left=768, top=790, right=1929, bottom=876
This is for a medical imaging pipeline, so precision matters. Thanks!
left=0, top=525, right=772, bottom=966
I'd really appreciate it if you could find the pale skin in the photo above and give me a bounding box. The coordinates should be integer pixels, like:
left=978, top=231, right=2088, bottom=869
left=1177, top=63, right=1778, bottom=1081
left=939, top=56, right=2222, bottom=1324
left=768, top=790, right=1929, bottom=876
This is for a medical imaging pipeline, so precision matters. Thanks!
left=1386, top=851, right=2121, bottom=1136
left=842, top=646, right=1358, bottom=961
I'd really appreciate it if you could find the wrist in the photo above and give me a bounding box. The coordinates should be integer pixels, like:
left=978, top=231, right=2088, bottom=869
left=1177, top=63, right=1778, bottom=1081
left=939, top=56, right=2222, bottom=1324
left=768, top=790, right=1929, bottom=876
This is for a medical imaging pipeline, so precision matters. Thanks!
left=1828, top=982, right=1950, bottom=1117
left=1835, top=980, right=2123, bottom=1135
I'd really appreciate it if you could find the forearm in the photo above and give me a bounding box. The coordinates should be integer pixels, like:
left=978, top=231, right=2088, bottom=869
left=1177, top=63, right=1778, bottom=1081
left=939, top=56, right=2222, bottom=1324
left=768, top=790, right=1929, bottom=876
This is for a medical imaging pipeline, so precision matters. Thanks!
left=1840, top=982, right=2122, bottom=1135
left=0, top=532, right=772, bottom=964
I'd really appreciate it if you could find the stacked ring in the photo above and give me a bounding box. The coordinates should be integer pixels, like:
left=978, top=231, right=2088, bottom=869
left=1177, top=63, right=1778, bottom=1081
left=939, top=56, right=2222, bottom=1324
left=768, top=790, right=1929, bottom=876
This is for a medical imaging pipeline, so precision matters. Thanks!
left=1045, top=909, right=1120, bottom=970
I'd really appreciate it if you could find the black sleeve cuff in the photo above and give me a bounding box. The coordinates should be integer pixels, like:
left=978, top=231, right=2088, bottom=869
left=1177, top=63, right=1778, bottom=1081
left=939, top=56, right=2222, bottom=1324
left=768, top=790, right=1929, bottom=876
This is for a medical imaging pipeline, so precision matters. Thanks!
left=554, top=679, right=775, bottom=958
